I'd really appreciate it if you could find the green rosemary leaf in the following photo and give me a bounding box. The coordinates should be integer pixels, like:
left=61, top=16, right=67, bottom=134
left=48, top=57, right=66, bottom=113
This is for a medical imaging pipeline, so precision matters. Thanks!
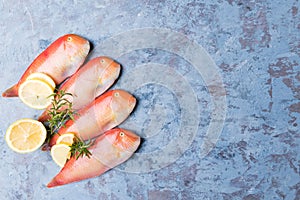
left=70, top=136, right=93, bottom=160
left=45, top=89, right=77, bottom=143
left=45, top=89, right=92, bottom=159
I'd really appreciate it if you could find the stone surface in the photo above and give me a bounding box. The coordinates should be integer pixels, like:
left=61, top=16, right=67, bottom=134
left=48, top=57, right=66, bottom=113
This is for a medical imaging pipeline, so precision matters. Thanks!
left=0, top=0, right=299, bottom=199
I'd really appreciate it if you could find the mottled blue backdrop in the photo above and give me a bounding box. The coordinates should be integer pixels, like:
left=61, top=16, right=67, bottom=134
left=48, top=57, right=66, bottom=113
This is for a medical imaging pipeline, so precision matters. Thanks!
left=0, top=0, right=299, bottom=199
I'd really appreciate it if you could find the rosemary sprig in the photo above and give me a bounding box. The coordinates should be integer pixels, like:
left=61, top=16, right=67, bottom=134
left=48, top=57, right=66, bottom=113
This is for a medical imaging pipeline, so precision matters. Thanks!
left=45, top=89, right=92, bottom=159
left=70, top=135, right=93, bottom=159
left=46, top=90, right=76, bottom=143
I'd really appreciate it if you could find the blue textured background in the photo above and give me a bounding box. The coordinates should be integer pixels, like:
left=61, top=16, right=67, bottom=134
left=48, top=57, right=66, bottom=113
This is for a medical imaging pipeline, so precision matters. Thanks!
left=0, top=0, right=299, bottom=199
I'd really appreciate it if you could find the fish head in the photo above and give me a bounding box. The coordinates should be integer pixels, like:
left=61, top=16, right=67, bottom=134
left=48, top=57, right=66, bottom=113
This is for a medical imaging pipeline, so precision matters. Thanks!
left=111, top=90, right=136, bottom=121
left=105, top=128, right=140, bottom=153
left=96, top=57, right=121, bottom=85
left=61, top=34, right=90, bottom=58
left=90, top=128, right=140, bottom=170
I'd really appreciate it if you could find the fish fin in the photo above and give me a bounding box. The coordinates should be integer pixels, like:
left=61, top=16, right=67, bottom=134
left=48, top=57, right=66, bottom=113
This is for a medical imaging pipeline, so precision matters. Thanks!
left=41, top=143, right=51, bottom=151
left=38, top=111, right=50, bottom=122
left=49, top=132, right=60, bottom=147
left=2, top=84, right=18, bottom=97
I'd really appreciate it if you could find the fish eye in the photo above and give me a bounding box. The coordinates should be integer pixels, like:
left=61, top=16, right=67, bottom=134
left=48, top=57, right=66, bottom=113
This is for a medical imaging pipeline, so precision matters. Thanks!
left=114, top=92, right=119, bottom=97
left=100, top=59, right=105, bottom=63
left=67, top=36, right=72, bottom=42
left=119, top=132, right=125, bottom=137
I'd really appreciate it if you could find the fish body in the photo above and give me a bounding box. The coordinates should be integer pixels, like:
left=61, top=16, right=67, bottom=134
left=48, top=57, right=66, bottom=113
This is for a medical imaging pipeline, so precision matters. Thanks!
left=2, top=34, right=90, bottom=97
left=47, top=128, right=140, bottom=188
left=49, top=89, right=136, bottom=146
left=38, top=56, right=121, bottom=122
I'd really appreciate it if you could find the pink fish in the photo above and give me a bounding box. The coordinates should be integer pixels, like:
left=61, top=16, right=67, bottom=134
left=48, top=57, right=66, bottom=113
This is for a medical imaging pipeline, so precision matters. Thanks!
left=2, top=34, right=90, bottom=97
left=47, top=128, right=140, bottom=188
left=49, top=89, right=136, bottom=147
left=38, top=56, right=121, bottom=122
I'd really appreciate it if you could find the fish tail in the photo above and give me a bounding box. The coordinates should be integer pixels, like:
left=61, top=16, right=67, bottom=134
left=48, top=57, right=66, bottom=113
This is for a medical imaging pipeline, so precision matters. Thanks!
left=2, top=84, right=18, bottom=97
left=47, top=177, right=63, bottom=188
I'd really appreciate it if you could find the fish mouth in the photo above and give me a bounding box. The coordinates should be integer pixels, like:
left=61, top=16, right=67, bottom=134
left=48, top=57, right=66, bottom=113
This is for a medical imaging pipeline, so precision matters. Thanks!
left=83, top=41, right=90, bottom=53
left=127, top=136, right=141, bottom=153
left=128, top=96, right=136, bottom=112
left=119, top=129, right=141, bottom=153
left=76, top=41, right=90, bottom=59
left=109, top=62, right=121, bottom=75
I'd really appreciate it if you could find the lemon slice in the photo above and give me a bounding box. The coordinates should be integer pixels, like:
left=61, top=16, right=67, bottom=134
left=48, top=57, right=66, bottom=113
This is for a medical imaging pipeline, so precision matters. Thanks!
left=51, top=133, right=75, bottom=167
left=5, top=119, right=47, bottom=153
left=51, top=144, right=71, bottom=167
left=56, top=133, right=75, bottom=146
left=18, top=79, right=54, bottom=109
left=26, top=72, right=56, bottom=89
